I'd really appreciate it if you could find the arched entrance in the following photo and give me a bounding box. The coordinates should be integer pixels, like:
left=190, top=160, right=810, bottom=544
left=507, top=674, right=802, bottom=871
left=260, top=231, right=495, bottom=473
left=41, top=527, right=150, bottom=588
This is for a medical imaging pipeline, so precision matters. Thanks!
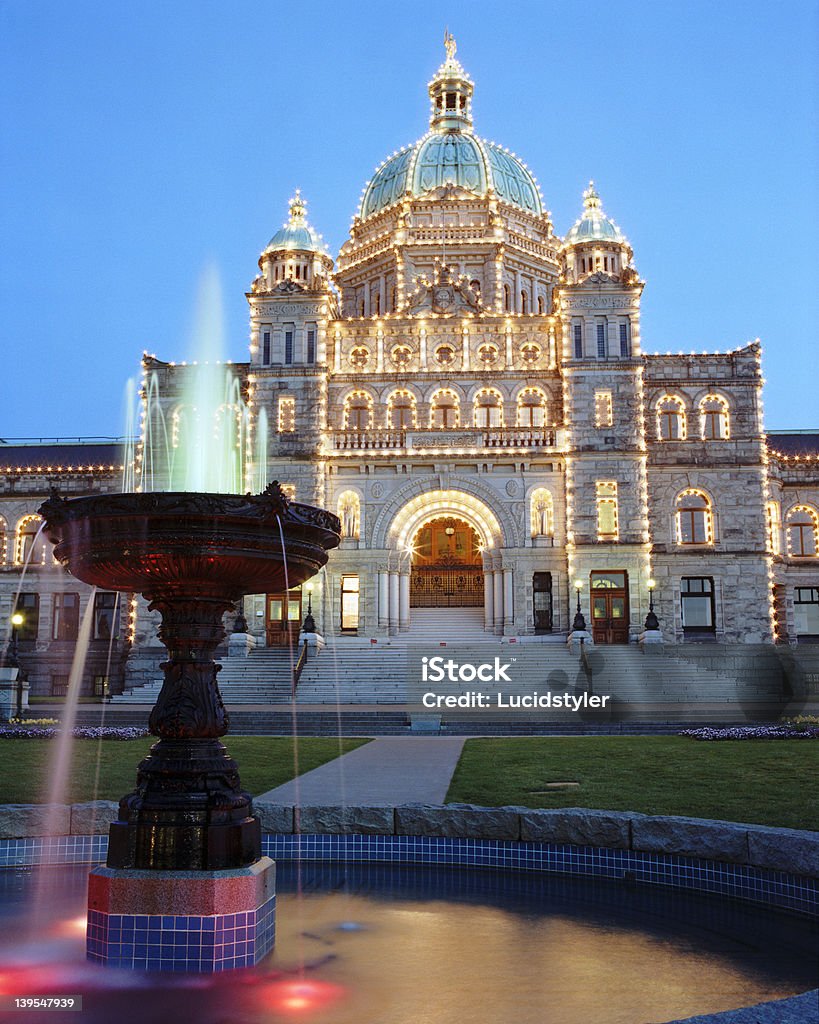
left=379, top=488, right=510, bottom=635
left=410, top=517, right=483, bottom=607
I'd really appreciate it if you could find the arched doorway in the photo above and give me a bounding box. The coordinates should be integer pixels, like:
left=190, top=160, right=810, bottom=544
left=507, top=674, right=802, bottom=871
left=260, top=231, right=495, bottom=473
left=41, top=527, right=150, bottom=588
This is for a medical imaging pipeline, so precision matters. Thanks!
left=410, top=517, right=483, bottom=607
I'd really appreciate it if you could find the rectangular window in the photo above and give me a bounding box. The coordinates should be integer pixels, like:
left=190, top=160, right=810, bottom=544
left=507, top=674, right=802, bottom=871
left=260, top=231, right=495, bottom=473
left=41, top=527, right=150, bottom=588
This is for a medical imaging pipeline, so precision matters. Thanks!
left=306, top=325, right=316, bottom=364
left=14, top=593, right=39, bottom=641
left=262, top=331, right=271, bottom=364
left=341, top=575, right=360, bottom=631
left=619, top=321, right=631, bottom=357
left=596, top=481, right=618, bottom=540
left=52, top=593, right=80, bottom=641
left=594, top=391, right=613, bottom=428
left=93, top=592, right=119, bottom=640
left=278, top=396, right=296, bottom=433
left=794, top=587, right=819, bottom=636
left=596, top=322, right=606, bottom=359
left=573, top=323, right=583, bottom=359
left=284, top=325, right=294, bottom=365
left=93, top=675, right=110, bottom=698
left=681, top=577, right=715, bottom=632
left=51, top=675, right=69, bottom=697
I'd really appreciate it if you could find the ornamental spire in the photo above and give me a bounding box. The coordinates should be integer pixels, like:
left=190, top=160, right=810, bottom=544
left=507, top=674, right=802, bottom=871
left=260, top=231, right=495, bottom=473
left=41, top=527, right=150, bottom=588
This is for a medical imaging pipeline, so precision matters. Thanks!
left=288, top=189, right=307, bottom=225
left=428, top=34, right=474, bottom=132
left=583, top=181, right=602, bottom=213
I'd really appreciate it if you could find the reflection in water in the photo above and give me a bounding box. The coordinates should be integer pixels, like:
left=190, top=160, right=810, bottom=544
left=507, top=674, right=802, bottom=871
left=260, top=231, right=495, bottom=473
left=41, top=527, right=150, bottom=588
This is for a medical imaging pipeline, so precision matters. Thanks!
left=0, top=863, right=814, bottom=1024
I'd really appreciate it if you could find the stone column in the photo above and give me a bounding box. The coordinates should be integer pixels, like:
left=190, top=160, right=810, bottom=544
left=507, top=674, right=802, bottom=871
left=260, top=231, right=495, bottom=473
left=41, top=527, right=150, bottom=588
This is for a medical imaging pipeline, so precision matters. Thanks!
left=389, top=572, right=400, bottom=635
left=420, top=328, right=428, bottom=369
left=493, top=569, right=504, bottom=635
left=483, top=571, right=494, bottom=631
left=399, top=572, right=410, bottom=632
left=503, top=568, right=514, bottom=630
left=378, top=570, right=389, bottom=629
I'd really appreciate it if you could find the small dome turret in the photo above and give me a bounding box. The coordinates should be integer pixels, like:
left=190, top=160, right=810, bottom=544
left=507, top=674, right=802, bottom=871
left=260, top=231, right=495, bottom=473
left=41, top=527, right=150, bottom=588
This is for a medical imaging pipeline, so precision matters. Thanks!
left=561, top=182, right=634, bottom=285
left=256, top=191, right=333, bottom=293
left=563, top=182, right=626, bottom=245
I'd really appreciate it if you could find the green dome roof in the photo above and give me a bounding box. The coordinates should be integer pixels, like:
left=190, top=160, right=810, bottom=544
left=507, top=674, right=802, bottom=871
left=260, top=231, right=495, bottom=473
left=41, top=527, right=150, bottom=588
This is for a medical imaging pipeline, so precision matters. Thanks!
left=563, top=182, right=626, bottom=245
left=264, top=191, right=328, bottom=254
left=359, top=132, right=544, bottom=221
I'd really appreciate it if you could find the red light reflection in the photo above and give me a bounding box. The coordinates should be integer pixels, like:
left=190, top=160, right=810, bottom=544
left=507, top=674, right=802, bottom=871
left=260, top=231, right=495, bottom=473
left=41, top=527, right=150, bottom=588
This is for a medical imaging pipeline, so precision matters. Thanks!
left=258, top=979, right=345, bottom=1015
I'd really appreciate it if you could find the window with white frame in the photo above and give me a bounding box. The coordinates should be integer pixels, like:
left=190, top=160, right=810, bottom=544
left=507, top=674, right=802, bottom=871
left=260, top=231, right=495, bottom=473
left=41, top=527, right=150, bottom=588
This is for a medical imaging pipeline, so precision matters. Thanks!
left=517, top=388, right=547, bottom=427
left=474, top=389, right=503, bottom=428
left=388, top=390, right=416, bottom=429
left=786, top=506, right=818, bottom=557
left=794, top=587, right=819, bottom=636
left=596, top=481, right=618, bottom=540
left=344, top=392, right=372, bottom=430
left=676, top=490, right=714, bottom=545
left=657, top=396, right=686, bottom=440
left=700, top=394, right=730, bottom=440
left=430, top=389, right=460, bottom=428
left=594, top=391, right=613, bottom=428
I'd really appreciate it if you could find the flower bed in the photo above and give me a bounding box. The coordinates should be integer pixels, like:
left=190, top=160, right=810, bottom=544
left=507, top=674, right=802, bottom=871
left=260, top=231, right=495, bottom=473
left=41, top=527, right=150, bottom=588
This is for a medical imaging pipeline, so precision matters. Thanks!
left=0, top=726, right=150, bottom=740
left=680, top=725, right=819, bottom=741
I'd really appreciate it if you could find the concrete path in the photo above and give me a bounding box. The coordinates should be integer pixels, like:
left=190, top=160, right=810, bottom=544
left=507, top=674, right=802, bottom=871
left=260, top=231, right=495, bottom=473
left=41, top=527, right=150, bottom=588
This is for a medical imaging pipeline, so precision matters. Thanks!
left=257, top=736, right=466, bottom=806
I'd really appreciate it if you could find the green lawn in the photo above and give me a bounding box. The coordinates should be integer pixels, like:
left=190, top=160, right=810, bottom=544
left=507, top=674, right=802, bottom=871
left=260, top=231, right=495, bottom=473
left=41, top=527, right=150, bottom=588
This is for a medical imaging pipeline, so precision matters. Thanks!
left=0, top=737, right=369, bottom=804
left=446, top=737, right=819, bottom=830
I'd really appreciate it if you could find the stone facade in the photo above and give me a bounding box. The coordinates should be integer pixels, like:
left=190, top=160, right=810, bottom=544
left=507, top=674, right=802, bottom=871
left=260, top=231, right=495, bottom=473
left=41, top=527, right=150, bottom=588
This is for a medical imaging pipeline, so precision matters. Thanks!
left=1, top=43, right=818, bottom=697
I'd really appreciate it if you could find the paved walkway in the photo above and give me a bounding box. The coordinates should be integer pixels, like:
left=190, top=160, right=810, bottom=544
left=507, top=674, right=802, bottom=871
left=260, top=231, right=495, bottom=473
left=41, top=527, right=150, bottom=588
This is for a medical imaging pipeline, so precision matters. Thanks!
left=257, top=736, right=466, bottom=806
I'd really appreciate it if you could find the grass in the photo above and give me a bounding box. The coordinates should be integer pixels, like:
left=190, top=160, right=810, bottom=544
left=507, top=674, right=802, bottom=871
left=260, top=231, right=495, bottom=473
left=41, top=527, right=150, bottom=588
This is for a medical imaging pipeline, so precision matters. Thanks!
left=0, top=737, right=369, bottom=804
left=445, top=737, right=819, bottom=830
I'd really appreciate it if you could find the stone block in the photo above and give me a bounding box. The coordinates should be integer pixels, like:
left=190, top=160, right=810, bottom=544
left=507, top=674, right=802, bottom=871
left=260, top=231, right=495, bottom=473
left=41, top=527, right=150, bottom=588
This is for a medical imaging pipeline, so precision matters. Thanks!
left=296, top=805, right=394, bottom=834
left=70, top=801, right=119, bottom=835
left=632, top=815, right=748, bottom=863
left=519, top=808, right=635, bottom=849
left=746, top=825, right=819, bottom=877
left=254, top=802, right=294, bottom=833
left=395, top=803, right=520, bottom=840
left=0, top=803, right=71, bottom=838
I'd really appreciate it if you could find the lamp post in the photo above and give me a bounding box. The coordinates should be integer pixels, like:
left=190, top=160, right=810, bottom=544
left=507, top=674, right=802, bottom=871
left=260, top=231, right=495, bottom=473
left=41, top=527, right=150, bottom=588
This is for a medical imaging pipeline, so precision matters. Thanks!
left=10, top=612, right=24, bottom=718
left=302, top=581, right=316, bottom=633
left=572, top=579, right=586, bottom=633
left=644, top=578, right=660, bottom=631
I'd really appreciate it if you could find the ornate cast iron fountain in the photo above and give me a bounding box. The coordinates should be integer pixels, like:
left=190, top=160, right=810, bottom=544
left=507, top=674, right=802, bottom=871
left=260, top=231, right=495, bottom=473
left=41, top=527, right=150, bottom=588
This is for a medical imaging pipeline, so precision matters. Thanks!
left=39, top=484, right=340, bottom=873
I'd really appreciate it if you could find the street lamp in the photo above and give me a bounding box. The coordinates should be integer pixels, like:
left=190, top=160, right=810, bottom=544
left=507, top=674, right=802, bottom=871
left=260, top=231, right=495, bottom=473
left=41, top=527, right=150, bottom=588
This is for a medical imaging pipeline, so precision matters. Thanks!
left=10, top=612, right=24, bottom=718
left=572, top=579, right=586, bottom=632
left=302, top=582, right=316, bottom=633
left=644, top=579, right=660, bottom=631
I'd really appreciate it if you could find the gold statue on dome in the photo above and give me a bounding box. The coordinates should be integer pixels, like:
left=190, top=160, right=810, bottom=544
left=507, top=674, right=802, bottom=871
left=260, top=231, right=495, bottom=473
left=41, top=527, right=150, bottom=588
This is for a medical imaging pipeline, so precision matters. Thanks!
left=444, top=29, right=457, bottom=60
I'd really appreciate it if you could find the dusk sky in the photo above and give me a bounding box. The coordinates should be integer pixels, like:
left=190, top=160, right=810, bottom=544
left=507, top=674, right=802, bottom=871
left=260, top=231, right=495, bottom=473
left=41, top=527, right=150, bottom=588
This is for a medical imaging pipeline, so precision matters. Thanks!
left=1, top=0, right=817, bottom=438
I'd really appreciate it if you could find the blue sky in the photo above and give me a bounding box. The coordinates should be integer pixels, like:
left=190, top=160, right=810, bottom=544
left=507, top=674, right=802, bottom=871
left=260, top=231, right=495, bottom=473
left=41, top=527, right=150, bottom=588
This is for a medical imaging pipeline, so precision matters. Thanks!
left=1, top=0, right=817, bottom=437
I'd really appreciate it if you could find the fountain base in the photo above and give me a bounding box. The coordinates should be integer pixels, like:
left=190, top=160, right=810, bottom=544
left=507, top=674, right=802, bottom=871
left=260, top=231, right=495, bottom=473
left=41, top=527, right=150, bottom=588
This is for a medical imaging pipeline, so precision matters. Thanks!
left=87, top=857, right=276, bottom=971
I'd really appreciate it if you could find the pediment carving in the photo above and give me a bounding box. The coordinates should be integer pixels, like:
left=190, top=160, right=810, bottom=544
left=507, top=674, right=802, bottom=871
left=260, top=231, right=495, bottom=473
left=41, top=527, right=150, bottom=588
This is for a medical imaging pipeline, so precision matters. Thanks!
left=405, top=262, right=483, bottom=316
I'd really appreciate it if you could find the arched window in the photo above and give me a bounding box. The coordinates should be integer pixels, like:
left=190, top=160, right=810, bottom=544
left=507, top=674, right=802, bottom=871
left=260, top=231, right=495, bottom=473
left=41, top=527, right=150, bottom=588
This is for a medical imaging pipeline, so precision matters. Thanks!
left=503, top=284, right=511, bottom=312
left=530, top=488, right=554, bottom=537
left=520, top=291, right=528, bottom=314
left=344, top=392, right=373, bottom=430
left=537, top=295, right=545, bottom=315
left=430, top=389, right=460, bottom=429
left=700, top=394, right=730, bottom=440
left=657, top=396, right=687, bottom=440
left=786, top=506, right=818, bottom=557
left=16, top=514, right=51, bottom=565
left=388, top=390, right=416, bottom=429
left=676, top=490, right=714, bottom=545
left=474, top=388, right=503, bottom=428
left=337, top=491, right=361, bottom=540
left=765, top=500, right=781, bottom=555
left=374, top=292, right=381, bottom=316
left=517, top=388, right=547, bottom=427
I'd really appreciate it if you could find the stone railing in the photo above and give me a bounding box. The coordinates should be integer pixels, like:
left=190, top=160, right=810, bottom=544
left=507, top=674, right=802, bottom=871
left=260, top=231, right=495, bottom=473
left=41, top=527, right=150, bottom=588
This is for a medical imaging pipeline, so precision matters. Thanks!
left=329, top=427, right=556, bottom=452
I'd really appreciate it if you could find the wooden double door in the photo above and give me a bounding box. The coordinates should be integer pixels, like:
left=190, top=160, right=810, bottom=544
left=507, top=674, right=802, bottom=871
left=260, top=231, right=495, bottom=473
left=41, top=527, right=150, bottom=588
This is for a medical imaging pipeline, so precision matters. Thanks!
left=266, top=589, right=302, bottom=646
left=590, top=571, right=630, bottom=644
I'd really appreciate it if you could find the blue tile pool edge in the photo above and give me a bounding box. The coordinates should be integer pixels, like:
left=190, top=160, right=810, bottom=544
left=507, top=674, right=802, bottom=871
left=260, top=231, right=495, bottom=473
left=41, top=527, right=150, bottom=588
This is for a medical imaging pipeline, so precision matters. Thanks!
left=1, top=832, right=816, bottom=919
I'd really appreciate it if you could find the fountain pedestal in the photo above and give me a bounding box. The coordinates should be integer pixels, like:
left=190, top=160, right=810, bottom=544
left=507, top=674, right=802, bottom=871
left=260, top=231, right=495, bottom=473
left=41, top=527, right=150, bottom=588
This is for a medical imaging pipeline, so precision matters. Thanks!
left=38, top=486, right=340, bottom=972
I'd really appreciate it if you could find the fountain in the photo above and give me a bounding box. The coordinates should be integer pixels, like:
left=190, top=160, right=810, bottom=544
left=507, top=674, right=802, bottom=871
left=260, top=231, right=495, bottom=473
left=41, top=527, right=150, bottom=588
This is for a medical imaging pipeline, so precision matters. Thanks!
left=38, top=483, right=340, bottom=970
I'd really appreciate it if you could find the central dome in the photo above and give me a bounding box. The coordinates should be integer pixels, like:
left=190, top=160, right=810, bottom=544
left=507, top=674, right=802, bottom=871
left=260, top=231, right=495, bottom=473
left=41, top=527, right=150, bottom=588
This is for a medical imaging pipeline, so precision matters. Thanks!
left=360, top=134, right=543, bottom=220
left=358, top=39, right=544, bottom=222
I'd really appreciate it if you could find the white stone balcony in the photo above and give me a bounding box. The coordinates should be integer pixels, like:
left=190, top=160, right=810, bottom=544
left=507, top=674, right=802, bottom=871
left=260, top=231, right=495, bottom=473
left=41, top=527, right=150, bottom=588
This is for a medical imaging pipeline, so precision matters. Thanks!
left=328, top=426, right=558, bottom=452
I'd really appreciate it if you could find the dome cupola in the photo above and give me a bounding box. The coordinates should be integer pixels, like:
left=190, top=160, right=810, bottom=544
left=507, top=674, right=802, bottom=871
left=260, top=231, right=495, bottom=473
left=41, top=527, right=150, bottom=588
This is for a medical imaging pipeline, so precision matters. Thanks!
left=255, top=191, right=333, bottom=293
left=428, top=31, right=474, bottom=132
left=561, top=182, right=634, bottom=284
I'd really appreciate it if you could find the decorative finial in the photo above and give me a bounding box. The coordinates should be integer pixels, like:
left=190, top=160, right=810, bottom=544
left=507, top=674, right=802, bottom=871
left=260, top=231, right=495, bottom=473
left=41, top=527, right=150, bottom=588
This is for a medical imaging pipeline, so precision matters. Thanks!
left=583, top=180, right=601, bottom=211
left=288, top=189, right=307, bottom=224
left=444, top=29, right=457, bottom=61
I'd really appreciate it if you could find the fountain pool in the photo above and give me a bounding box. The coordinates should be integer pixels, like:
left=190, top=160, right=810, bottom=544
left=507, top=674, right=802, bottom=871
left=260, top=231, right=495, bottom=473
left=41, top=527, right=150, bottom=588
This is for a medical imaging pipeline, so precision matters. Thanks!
left=0, top=859, right=816, bottom=1024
